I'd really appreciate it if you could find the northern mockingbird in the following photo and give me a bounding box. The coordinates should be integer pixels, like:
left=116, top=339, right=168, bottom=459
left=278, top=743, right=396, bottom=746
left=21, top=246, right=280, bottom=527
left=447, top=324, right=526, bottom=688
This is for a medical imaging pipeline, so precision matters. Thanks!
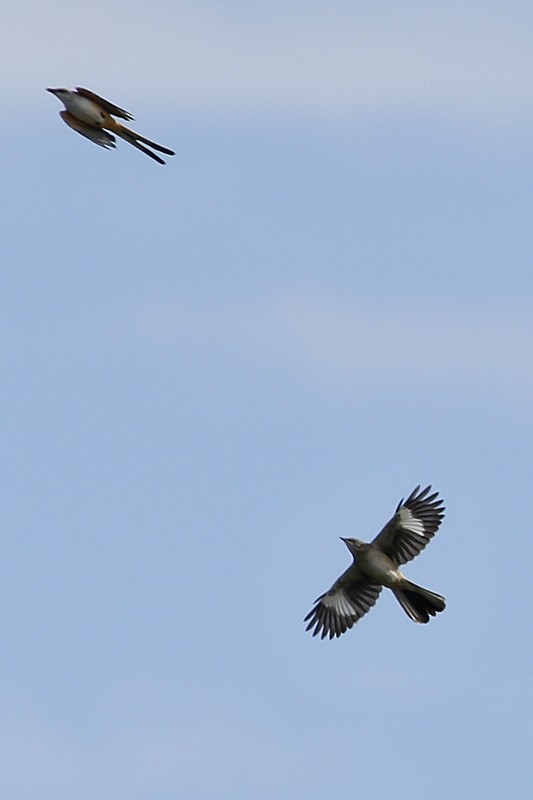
left=47, top=87, right=175, bottom=165
left=305, top=485, right=445, bottom=638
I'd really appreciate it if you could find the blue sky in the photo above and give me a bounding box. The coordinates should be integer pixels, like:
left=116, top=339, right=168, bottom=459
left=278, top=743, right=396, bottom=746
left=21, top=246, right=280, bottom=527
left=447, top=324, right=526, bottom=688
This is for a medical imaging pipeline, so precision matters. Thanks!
left=2, top=2, right=533, bottom=798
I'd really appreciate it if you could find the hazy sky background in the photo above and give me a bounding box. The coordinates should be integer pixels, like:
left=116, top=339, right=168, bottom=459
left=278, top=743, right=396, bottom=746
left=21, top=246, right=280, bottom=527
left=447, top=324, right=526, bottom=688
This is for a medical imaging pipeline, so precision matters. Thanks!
left=2, top=2, right=533, bottom=798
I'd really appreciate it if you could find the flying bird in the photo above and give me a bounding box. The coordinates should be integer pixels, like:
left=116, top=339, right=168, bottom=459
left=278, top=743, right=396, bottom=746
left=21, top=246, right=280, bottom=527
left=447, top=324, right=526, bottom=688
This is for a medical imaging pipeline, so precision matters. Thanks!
left=47, top=87, right=175, bottom=164
left=305, top=485, right=446, bottom=639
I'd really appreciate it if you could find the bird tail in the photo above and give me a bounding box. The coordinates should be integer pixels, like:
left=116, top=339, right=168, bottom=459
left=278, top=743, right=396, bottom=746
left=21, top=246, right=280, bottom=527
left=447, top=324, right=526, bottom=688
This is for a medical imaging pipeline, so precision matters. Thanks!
left=393, top=581, right=445, bottom=624
left=115, top=124, right=175, bottom=164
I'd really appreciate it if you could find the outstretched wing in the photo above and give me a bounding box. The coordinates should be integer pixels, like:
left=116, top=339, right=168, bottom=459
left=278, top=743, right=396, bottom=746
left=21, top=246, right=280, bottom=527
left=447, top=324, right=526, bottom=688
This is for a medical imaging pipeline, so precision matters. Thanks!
left=371, top=485, right=445, bottom=566
left=305, top=580, right=382, bottom=639
left=75, top=87, right=134, bottom=120
left=59, top=111, right=116, bottom=149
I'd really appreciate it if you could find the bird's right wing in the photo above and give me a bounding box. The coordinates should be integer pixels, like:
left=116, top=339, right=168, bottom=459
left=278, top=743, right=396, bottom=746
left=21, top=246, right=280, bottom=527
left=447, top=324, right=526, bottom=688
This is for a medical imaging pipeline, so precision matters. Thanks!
left=75, top=87, right=134, bottom=120
left=371, top=485, right=445, bottom=566
left=304, top=580, right=382, bottom=639
left=59, top=111, right=116, bottom=150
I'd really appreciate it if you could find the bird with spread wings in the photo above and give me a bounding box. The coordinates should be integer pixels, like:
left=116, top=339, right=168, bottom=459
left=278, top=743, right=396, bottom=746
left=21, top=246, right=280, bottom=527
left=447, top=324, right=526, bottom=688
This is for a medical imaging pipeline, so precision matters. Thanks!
left=47, top=87, right=175, bottom=165
left=305, top=485, right=446, bottom=639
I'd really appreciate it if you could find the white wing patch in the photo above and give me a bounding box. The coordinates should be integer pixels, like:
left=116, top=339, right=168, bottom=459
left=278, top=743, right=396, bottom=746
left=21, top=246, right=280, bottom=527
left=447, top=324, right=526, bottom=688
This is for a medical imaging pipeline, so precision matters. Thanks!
left=322, top=588, right=356, bottom=618
left=398, top=506, right=426, bottom=535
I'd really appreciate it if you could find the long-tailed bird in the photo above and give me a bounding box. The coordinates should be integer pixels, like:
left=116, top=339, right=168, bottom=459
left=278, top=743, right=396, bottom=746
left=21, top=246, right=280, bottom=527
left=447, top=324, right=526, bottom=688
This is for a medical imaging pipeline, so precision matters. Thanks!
left=47, top=87, right=175, bottom=165
left=305, top=485, right=445, bottom=639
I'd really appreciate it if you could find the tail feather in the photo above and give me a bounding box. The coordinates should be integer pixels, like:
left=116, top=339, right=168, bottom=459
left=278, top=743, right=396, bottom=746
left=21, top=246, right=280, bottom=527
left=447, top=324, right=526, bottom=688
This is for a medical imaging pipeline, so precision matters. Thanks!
left=133, top=132, right=175, bottom=156
left=393, top=581, right=445, bottom=624
left=116, top=131, right=166, bottom=164
left=118, top=124, right=175, bottom=158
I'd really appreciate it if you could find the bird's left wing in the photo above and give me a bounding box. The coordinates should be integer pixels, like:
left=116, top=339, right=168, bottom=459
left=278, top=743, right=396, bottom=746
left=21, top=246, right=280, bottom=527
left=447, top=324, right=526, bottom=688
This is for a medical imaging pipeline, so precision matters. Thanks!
left=59, top=111, right=116, bottom=149
left=75, top=88, right=134, bottom=120
left=305, top=580, right=382, bottom=639
left=371, top=485, right=445, bottom=566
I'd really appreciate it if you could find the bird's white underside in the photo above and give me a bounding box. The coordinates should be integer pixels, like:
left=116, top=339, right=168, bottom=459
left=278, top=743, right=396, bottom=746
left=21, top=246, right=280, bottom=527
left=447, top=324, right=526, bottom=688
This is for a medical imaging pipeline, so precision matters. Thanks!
left=61, top=93, right=105, bottom=126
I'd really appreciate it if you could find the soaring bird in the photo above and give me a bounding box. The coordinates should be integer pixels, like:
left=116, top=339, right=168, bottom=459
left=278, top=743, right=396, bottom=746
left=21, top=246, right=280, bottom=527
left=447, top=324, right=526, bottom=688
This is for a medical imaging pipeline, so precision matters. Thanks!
left=305, top=485, right=445, bottom=639
left=47, top=87, right=175, bottom=165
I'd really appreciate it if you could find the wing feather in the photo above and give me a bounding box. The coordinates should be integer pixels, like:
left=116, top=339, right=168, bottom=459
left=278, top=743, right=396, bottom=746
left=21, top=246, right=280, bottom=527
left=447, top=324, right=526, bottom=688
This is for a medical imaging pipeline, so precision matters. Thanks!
left=59, top=111, right=116, bottom=149
left=371, top=485, right=445, bottom=565
left=305, top=580, right=382, bottom=639
left=75, top=87, right=134, bottom=120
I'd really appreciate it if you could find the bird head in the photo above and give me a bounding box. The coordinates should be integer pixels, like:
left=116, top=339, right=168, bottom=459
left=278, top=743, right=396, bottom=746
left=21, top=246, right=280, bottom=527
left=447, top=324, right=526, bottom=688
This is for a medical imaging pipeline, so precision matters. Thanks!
left=46, top=88, right=75, bottom=104
left=340, top=537, right=368, bottom=558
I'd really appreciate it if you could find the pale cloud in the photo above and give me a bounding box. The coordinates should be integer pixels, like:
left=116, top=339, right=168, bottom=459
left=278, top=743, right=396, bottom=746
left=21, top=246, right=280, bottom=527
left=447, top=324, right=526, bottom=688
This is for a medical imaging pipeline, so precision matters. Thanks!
left=0, top=690, right=324, bottom=798
left=112, top=291, right=533, bottom=399
left=0, top=710, right=83, bottom=795
left=6, top=2, right=533, bottom=121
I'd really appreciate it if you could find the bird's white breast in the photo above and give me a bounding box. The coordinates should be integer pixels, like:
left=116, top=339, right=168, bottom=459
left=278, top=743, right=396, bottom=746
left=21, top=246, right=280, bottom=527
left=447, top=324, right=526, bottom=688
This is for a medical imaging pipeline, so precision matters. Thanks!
left=62, top=94, right=107, bottom=126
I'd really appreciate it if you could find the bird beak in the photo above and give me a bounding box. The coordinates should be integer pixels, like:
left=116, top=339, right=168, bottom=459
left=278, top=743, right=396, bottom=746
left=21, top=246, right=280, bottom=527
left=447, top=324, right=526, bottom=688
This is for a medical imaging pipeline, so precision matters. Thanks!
left=46, top=88, right=59, bottom=95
